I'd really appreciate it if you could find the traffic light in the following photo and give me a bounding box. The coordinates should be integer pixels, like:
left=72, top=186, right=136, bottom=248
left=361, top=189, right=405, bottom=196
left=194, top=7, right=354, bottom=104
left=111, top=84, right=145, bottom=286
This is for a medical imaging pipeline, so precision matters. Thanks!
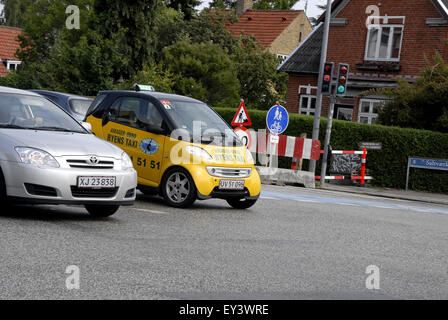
left=336, top=63, right=349, bottom=96
left=321, top=62, right=334, bottom=96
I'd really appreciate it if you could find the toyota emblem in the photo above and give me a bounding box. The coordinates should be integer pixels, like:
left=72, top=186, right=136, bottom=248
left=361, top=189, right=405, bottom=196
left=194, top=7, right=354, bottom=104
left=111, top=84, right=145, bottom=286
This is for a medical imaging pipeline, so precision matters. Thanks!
left=89, top=156, right=99, bottom=164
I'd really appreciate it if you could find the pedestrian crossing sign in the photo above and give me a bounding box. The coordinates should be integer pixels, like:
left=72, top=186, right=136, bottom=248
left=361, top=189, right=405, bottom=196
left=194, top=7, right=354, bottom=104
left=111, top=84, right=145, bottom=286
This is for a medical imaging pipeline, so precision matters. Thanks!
left=231, top=99, right=252, bottom=127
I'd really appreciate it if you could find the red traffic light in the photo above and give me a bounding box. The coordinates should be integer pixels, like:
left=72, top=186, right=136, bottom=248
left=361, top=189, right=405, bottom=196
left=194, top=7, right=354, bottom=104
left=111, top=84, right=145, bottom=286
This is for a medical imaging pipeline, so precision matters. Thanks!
left=325, top=65, right=332, bottom=72
left=324, top=75, right=331, bottom=82
left=339, top=66, right=348, bottom=75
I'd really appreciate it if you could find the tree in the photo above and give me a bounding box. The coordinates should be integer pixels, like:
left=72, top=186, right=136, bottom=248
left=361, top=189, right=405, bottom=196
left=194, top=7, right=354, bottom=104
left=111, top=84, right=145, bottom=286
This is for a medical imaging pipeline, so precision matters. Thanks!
left=93, top=0, right=162, bottom=78
left=162, top=40, right=240, bottom=107
left=165, top=0, right=201, bottom=20
left=366, top=53, right=448, bottom=133
left=209, top=0, right=299, bottom=10
left=208, top=0, right=236, bottom=9
left=115, top=62, right=176, bottom=93
left=253, top=0, right=299, bottom=10
left=1, top=0, right=34, bottom=27
left=232, top=37, right=288, bottom=108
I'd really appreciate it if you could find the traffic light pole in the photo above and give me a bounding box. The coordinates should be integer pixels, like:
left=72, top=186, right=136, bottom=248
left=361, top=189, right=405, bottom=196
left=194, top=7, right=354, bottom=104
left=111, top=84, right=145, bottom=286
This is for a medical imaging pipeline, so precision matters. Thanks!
left=309, top=0, right=333, bottom=174
left=320, top=94, right=336, bottom=187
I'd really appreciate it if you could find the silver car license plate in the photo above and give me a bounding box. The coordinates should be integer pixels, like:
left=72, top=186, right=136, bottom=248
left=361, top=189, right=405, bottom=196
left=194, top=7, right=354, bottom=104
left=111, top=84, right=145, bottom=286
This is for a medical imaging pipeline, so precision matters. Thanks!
left=77, top=176, right=116, bottom=188
left=219, top=179, right=245, bottom=190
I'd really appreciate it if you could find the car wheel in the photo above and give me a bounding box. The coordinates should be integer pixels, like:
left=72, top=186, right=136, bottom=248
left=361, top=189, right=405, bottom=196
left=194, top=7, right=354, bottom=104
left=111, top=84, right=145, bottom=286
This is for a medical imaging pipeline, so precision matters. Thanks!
left=0, top=169, right=9, bottom=205
left=85, top=205, right=120, bottom=217
left=162, top=168, right=196, bottom=208
left=226, top=198, right=258, bottom=209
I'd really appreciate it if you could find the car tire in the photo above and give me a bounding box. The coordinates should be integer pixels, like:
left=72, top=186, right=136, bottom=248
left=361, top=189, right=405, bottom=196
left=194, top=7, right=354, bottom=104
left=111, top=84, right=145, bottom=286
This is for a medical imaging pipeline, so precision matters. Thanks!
left=0, top=168, right=10, bottom=206
left=85, top=205, right=120, bottom=217
left=226, top=198, right=258, bottom=209
left=161, top=168, right=197, bottom=208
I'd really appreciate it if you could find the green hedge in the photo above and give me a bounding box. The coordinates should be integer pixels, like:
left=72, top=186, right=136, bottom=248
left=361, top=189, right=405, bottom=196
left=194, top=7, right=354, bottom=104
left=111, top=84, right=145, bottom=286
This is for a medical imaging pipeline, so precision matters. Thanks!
left=215, top=107, right=448, bottom=193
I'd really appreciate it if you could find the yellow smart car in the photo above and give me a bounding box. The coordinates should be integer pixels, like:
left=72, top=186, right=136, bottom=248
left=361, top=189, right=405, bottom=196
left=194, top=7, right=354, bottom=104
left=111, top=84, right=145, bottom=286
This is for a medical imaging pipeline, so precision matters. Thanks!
left=85, top=87, right=261, bottom=208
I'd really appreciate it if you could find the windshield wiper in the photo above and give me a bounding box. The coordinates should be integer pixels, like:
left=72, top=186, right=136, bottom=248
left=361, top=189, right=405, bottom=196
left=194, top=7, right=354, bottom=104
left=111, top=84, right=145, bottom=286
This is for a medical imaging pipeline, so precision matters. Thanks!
left=0, top=124, right=29, bottom=129
left=33, top=126, right=84, bottom=133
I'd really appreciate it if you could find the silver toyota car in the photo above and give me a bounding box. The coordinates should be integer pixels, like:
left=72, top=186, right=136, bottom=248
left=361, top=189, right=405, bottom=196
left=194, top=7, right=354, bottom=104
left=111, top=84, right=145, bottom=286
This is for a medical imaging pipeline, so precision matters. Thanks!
left=0, top=86, right=137, bottom=217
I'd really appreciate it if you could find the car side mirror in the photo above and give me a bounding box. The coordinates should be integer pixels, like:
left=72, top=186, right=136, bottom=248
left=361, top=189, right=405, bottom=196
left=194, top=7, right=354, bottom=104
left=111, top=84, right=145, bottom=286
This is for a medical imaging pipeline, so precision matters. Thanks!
left=82, top=122, right=92, bottom=132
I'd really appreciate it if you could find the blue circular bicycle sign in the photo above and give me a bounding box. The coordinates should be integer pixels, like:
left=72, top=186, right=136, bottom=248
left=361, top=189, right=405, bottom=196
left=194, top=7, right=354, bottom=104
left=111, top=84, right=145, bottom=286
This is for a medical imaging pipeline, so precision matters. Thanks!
left=266, top=104, right=289, bottom=135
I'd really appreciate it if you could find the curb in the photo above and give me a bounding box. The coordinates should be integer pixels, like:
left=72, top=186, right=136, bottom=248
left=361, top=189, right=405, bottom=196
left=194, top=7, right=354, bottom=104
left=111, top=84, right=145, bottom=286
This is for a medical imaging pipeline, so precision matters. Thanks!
left=322, top=186, right=448, bottom=206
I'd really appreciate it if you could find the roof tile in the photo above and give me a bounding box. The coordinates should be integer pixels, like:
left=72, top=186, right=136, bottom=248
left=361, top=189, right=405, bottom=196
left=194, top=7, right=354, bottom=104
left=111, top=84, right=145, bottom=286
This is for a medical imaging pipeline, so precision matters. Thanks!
left=0, top=26, right=23, bottom=60
left=226, top=10, right=303, bottom=49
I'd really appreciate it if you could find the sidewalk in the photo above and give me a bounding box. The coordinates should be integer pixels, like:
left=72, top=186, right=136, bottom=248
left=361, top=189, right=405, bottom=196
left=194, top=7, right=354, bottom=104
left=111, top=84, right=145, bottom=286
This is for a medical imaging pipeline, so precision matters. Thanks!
left=322, top=184, right=448, bottom=206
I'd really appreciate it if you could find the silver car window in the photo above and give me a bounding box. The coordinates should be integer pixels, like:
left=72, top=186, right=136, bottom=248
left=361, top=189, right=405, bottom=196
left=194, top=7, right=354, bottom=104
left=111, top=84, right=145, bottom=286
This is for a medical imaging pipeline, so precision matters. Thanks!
left=0, top=93, right=86, bottom=133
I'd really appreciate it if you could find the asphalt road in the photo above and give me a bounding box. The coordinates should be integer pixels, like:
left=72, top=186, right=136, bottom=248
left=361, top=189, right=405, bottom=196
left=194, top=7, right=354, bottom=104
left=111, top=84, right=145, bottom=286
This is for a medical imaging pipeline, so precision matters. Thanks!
left=0, top=185, right=447, bottom=300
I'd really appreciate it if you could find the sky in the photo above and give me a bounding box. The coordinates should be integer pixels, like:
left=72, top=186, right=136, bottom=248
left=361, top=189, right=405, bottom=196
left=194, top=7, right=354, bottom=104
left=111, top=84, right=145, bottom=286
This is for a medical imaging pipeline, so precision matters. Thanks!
left=197, top=0, right=328, bottom=20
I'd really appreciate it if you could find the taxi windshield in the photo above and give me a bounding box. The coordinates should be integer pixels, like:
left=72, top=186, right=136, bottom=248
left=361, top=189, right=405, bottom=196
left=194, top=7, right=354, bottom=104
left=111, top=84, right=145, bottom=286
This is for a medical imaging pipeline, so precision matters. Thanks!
left=162, top=99, right=242, bottom=147
left=0, top=93, right=87, bottom=133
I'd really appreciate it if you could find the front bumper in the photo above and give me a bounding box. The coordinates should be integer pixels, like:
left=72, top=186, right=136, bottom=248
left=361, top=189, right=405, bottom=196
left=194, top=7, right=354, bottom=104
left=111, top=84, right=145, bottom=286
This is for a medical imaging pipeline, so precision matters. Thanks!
left=183, top=164, right=261, bottom=200
left=1, top=160, right=137, bottom=205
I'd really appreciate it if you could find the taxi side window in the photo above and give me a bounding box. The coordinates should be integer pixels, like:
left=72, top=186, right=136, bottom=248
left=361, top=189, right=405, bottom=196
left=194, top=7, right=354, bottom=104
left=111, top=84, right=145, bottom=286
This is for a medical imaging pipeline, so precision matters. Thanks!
left=109, top=97, right=163, bottom=130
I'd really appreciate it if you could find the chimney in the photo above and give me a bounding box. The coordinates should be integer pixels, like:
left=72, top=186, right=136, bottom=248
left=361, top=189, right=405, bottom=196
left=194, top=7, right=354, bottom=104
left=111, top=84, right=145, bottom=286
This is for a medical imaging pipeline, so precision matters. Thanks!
left=236, top=0, right=253, bottom=16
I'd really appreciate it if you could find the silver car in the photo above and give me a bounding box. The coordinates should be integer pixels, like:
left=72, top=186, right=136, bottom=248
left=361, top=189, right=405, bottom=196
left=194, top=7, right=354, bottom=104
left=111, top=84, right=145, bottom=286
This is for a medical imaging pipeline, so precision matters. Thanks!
left=0, top=86, right=137, bottom=217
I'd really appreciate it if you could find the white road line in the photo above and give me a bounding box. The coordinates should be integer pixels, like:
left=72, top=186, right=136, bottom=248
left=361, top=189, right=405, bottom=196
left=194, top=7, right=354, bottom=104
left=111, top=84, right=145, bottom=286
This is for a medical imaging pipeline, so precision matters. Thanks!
left=338, top=203, right=362, bottom=207
left=135, top=208, right=168, bottom=214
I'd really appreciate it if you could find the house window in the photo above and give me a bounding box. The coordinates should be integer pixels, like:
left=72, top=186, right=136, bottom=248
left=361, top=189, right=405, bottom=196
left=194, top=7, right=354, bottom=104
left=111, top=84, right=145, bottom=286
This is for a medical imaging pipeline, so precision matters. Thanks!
left=365, top=16, right=405, bottom=62
left=335, top=105, right=353, bottom=121
left=358, top=99, right=384, bottom=124
left=277, top=54, right=288, bottom=64
left=6, top=60, right=21, bottom=72
left=299, top=94, right=316, bottom=115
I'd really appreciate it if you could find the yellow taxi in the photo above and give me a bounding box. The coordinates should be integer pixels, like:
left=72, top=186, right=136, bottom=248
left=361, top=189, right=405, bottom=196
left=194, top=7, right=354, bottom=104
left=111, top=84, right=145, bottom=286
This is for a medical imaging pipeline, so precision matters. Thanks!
left=85, top=86, right=261, bottom=208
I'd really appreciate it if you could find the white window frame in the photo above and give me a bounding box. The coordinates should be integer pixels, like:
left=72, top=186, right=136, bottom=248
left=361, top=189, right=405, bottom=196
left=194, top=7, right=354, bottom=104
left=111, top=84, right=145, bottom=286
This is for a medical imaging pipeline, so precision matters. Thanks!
left=276, top=54, right=288, bottom=64
left=364, top=16, right=405, bottom=62
left=358, top=99, right=385, bottom=124
left=6, top=60, right=21, bottom=72
left=299, top=94, right=317, bottom=115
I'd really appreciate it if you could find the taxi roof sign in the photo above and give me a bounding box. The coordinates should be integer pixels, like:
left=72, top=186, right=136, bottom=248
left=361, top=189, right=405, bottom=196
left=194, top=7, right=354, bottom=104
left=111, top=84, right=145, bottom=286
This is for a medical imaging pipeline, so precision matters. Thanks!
left=132, top=84, right=155, bottom=92
left=231, top=99, right=252, bottom=127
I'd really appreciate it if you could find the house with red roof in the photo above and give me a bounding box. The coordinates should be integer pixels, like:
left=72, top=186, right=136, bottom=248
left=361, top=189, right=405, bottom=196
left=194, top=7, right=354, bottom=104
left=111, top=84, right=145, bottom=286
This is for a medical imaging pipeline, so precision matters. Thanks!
left=225, top=0, right=312, bottom=61
left=279, top=0, right=448, bottom=124
left=0, top=26, right=23, bottom=77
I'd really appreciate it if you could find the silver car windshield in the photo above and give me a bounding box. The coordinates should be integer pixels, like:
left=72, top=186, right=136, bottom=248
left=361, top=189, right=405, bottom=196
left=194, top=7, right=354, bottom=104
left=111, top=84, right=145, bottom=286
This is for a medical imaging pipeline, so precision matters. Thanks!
left=0, top=93, right=86, bottom=133
left=162, top=100, right=242, bottom=147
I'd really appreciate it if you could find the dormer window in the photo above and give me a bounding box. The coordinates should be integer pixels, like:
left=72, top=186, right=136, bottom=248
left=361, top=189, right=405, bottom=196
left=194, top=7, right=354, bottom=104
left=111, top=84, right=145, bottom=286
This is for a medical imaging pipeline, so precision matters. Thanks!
left=6, top=60, right=21, bottom=72
left=364, top=16, right=405, bottom=62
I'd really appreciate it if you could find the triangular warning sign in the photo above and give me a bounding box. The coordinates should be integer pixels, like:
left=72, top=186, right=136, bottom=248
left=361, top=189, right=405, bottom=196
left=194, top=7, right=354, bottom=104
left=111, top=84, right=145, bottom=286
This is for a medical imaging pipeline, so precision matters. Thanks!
left=231, top=100, right=252, bottom=127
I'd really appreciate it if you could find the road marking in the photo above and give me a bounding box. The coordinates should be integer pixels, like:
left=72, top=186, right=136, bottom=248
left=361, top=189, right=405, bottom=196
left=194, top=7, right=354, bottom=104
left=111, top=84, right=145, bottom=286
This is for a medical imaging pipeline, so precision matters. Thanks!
left=135, top=208, right=168, bottom=214
left=261, top=191, right=448, bottom=216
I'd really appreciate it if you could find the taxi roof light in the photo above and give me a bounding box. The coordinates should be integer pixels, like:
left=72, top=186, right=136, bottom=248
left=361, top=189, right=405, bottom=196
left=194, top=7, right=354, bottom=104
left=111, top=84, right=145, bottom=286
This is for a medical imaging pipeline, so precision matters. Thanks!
left=132, top=84, right=156, bottom=92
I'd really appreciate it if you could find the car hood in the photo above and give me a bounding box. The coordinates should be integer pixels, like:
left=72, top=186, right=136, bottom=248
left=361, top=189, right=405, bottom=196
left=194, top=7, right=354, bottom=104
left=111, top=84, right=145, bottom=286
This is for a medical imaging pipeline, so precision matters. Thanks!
left=0, top=129, right=123, bottom=158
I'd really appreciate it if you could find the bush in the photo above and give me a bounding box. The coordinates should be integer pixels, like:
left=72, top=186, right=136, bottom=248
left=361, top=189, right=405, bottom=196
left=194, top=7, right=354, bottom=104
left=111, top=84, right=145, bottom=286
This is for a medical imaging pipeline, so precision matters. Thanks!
left=215, top=107, right=448, bottom=193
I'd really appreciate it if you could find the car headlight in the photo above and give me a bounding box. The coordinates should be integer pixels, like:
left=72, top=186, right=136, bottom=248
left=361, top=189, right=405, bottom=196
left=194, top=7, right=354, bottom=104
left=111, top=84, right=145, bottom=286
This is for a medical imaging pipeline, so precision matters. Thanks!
left=121, top=152, right=134, bottom=170
left=185, top=146, right=213, bottom=162
left=246, top=149, right=255, bottom=164
left=15, top=147, right=60, bottom=168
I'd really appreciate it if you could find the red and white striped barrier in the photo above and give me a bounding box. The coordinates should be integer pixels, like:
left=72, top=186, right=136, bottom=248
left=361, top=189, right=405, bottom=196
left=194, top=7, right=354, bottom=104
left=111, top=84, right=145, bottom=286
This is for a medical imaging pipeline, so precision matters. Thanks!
left=315, top=176, right=374, bottom=180
left=316, top=149, right=373, bottom=184
left=254, top=132, right=321, bottom=160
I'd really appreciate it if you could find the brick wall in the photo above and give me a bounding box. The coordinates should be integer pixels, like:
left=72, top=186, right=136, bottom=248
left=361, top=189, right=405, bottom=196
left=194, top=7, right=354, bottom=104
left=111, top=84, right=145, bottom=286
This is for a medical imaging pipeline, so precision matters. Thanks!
left=285, top=74, right=318, bottom=113
left=269, top=12, right=313, bottom=56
